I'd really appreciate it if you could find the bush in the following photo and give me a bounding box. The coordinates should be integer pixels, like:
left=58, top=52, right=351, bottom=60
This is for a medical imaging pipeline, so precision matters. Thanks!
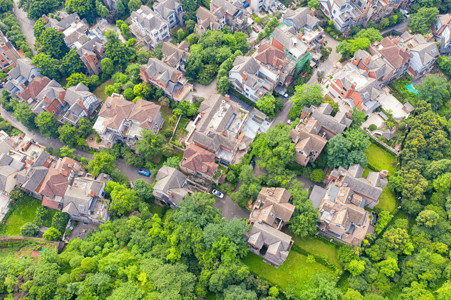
left=310, top=169, right=325, bottom=183
left=369, top=124, right=377, bottom=131
left=43, top=227, right=62, bottom=241
left=21, top=222, right=40, bottom=237
left=51, top=212, right=69, bottom=234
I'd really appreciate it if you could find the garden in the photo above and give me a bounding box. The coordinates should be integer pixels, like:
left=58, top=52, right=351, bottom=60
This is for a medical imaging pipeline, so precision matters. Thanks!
left=287, top=234, right=341, bottom=268
left=243, top=251, right=334, bottom=295
left=366, top=142, right=397, bottom=175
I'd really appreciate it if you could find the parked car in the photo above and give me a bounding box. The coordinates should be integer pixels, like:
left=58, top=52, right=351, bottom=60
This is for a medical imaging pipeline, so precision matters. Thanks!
left=211, top=189, right=224, bottom=198
left=252, top=25, right=260, bottom=33
left=277, top=2, right=286, bottom=10
left=137, top=168, right=150, bottom=176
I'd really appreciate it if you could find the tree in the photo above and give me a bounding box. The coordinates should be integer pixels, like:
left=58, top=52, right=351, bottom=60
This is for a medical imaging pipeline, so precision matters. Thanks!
left=310, top=169, right=325, bottom=183
left=302, top=273, right=342, bottom=300
left=174, top=192, right=222, bottom=228
left=337, top=38, right=372, bottom=60
left=65, top=0, right=96, bottom=19
left=104, top=30, right=134, bottom=70
left=133, top=179, right=154, bottom=202
left=12, top=100, right=36, bottom=130
left=26, top=0, right=60, bottom=19
left=383, top=227, right=410, bottom=253
left=288, top=181, right=318, bottom=237
left=308, top=0, right=320, bottom=9
left=60, top=49, right=85, bottom=77
left=257, top=94, right=278, bottom=118
left=416, top=74, right=450, bottom=112
left=128, top=0, right=140, bottom=12
left=343, top=289, right=364, bottom=300
left=95, top=0, right=109, bottom=18
left=106, top=181, right=141, bottom=217
left=416, top=210, right=439, bottom=227
left=32, top=53, right=61, bottom=81
left=108, top=282, right=144, bottom=300
left=325, top=129, right=370, bottom=168
left=43, top=227, right=62, bottom=241
left=437, top=56, right=451, bottom=77
left=290, top=83, right=323, bottom=119
left=65, top=73, right=89, bottom=88
left=350, top=107, right=366, bottom=129
left=216, top=75, right=231, bottom=95
left=58, top=123, right=79, bottom=147
left=36, top=28, right=68, bottom=59
left=348, top=259, right=366, bottom=276
left=35, top=112, right=60, bottom=138
left=51, top=212, right=69, bottom=234
left=115, top=0, right=127, bottom=17
left=21, top=222, right=40, bottom=237
left=136, top=130, right=172, bottom=160
left=408, top=7, right=439, bottom=34
left=87, top=150, right=116, bottom=176
left=101, top=57, right=115, bottom=76
left=355, top=28, right=382, bottom=43
left=33, top=17, right=46, bottom=38
left=223, top=284, right=258, bottom=300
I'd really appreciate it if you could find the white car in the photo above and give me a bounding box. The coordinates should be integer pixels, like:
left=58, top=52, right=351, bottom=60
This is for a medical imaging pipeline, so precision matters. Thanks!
left=211, top=189, right=225, bottom=198
left=277, top=3, right=287, bottom=10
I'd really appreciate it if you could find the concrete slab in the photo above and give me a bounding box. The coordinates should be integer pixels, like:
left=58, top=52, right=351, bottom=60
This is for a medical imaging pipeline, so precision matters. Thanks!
left=214, top=195, right=249, bottom=220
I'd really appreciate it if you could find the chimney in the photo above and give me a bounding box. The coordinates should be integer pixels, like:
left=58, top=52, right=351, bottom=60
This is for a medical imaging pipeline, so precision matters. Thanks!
left=224, top=94, right=230, bottom=101
left=310, top=8, right=316, bottom=16
left=201, top=164, right=209, bottom=173
left=42, top=15, right=49, bottom=24
left=266, top=188, right=273, bottom=196
left=167, top=190, right=173, bottom=197
left=379, top=170, right=388, bottom=178
left=242, top=71, right=247, bottom=81
left=147, top=117, right=153, bottom=124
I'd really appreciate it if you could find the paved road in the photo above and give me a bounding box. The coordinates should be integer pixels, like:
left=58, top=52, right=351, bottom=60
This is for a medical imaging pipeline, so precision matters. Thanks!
left=13, top=0, right=36, bottom=55
left=213, top=195, right=250, bottom=220
left=381, top=20, right=408, bottom=35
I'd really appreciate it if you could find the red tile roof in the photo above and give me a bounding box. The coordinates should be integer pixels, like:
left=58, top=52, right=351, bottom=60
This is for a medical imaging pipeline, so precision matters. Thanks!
left=181, top=144, right=218, bottom=177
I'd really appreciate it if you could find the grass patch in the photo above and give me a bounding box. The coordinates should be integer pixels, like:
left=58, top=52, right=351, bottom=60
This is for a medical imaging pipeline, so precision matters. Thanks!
left=375, top=187, right=398, bottom=213
left=288, top=234, right=341, bottom=268
left=243, top=251, right=333, bottom=295
left=0, top=197, right=42, bottom=236
left=93, top=79, right=112, bottom=101
left=366, top=143, right=397, bottom=175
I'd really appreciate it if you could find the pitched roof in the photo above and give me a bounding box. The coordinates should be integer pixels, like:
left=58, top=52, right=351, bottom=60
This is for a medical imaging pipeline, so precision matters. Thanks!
left=8, top=58, right=36, bottom=80
left=252, top=188, right=295, bottom=226
left=97, top=94, right=135, bottom=131
left=153, top=166, right=188, bottom=205
left=283, top=7, right=320, bottom=30
left=18, top=76, right=51, bottom=102
left=161, top=41, right=190, bottom=68
left=63, top=177, right=104, bottom=215
left=181, top=144, right=218, bottom=177
left=38, top=157, right=81, bottom=199
left=154, top=0, right=182, bottom=18
left=131, top=5, right=169, bottom=31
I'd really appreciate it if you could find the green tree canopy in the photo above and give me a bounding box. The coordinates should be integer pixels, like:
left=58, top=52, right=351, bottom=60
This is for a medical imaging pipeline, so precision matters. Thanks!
left=408, top=7, right=439, bottom=34
left=289, top=83, right=323, bottom=119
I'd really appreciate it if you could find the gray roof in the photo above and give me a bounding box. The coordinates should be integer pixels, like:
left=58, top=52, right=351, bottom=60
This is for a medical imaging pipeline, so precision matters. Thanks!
left=34, top=152, right=50, bottom=167
left=248, top=222, right=292, bottom=266
left=19, top=167, right=48, bottom=193
left=283, top=7, right=320, bottom=30
left=153, top=166, right=188, bottom=205
left=309, top=185, right=327, bottom=208
left=339, top=165, right=387, bottom=201
left=154, top=0, right=182, bottom=19
left=8, top=58, right=36, bottom=80
left=132, top=5, right=169, bottom=31
left=0, top=165, right=16, bottom=191
left=63, top=177, right=104, bottom=215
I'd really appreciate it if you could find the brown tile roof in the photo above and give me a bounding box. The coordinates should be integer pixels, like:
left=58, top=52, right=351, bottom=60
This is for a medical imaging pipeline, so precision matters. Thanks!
left=181, top=144, right=218, bottom=177
left=129, top=99, right=162, bottom=130
left=98, top=94, right=135, bottom=130
left=253, top=188, right=295, bottom=226
left=377, top=37, right=411, bottom=69
left=38, top=157, right=80, bottom=199
left=254, top=42, right=288, bottom=70
left=42, top=196, right=61, bottom=210
left=18, top=76, right=51, bottom=102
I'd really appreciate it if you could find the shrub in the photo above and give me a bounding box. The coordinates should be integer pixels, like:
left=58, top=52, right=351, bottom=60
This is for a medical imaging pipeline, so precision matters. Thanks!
left=21, top=222, right=40, bottom=237
left=310, top=169, right=325, bottom=183
left=43, top=227, right=62, bottom=241
left=369, top=124, right=377, bottom=131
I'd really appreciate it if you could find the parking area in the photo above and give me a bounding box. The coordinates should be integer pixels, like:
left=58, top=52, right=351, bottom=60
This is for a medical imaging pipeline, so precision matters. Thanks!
left=213, top=195, right=249, bottom=220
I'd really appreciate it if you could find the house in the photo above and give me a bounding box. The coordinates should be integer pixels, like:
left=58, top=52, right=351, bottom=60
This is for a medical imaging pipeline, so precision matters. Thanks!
left=210, top=0, right=248, bottom=32
left=44, top=13, right=106, bottom=75
left=246, top=0, right=277, bottom=12
left=328, top=63, right=384, bottom=114
left=352, top=37, right=411, bottom=85
left=283, top=7, right=321, bottom=32
left=17, top=76, right=51, bottom=105
left=38, top=157, right=84, bottom=208
left=130, top=5, right=170, bottom=49
left=153, top=166, right=189, bottom=207
left=153, top=0, right=185, bottom=28
left=180, top=144, right=219, bottom=183
left=93, top=93, right=164, bottom=148
left=5, top=58, right=41, bottom=97
left=140, top=57, right=193, bottom=102
left=249, top=187, right=295, bottom=229
left=433, top=14, right=451, bottom=55
left=290, top=119, right=327, bottom=166
left=229, top=56, right=275, bottom=102
left=0, top=151, right=26, bottom=221
left=62, top=83, right=101, bottom=126
left=185, top=94, right=252, bottom=165
left=16, top=151, right=52, bottom=200
left=253, top=42, right=297, bottom=93
left=310, top=184, right=373, bottom=246
left=31, top=80, right=68, bottom=119
left=325, top=164, right=388, bottom=209
left=398, top=32, right=439, bottom=77
left=318, top=0, right=407, bottom=32
left=247, top=222, right=293, bottom=268
left=195, top=6, right=226, bottom=37
left=62, top=177, right=108, bottom=224
left=300, top=103, right=352, bottom=139
left=0, top=31, right=23, bottom=72
left=161, top=41, right=190, bottom=71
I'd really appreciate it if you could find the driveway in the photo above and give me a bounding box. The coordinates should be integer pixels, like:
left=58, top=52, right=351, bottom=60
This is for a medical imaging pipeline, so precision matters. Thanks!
left=13, top=0, right=36, bottom=55
left=213, top=195, right=249, bottom=220
left=193, top=78, right=217, bottom=100
left=381, top=20, right=408, bottom=35
left=115, top=158, right=154, bottom=184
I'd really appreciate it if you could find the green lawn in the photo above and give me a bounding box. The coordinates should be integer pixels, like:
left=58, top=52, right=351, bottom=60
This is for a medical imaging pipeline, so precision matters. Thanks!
left=243, top=252, right=333, bottom=294
left=93, top=79, right=112, bottom=101
left=290, top=235, right=341, bottom=268
left=366, top=143, right=397, bottom=175
left=0, top=197, right=42, bottom=236
left=375, top=187, right=398, bottom=213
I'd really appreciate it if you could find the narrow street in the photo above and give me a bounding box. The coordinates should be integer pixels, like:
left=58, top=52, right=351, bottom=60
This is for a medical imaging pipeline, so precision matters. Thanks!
left=381, top=19, right=408, bottom=35
left=12, top=0, right=36, bottom=55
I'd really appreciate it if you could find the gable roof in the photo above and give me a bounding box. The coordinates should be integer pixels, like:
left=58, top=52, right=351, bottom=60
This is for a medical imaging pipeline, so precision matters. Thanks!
left=8, top=58, right=36, bottom=80
left=181, top=144, right=218, bottom=177
left=153, top=166, right=188, bottom=205
left=132, top=5, right=169, bottom=31
left=161, top=41, right=190, bottom=68
left=154, top=0, right=182, bottom=18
